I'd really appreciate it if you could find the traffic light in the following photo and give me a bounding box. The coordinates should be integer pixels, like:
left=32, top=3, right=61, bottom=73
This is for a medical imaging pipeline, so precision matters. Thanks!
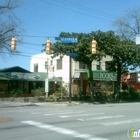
left=11, top=37, right=17, bottom=50
left=46, top=39, right=52, bottom=53
left=92, top=39, right=97, bottom=54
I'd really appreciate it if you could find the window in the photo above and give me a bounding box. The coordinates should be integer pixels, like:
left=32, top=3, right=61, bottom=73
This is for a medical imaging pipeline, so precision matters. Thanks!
left=34, top=63, right=38, bottom=72
left=45, top=61, right=48, bottom=69
left=50, top=60, right=53, bottom=65
left=79, top=62, right=87, bottom=69
left=96, top=64, right=100, bottom=70
left=57, top=59, right=62, bottom=70
left=105, top=61, right=110, bottom=71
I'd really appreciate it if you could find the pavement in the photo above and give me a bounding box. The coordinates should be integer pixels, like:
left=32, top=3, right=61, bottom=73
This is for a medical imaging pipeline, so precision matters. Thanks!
left=0, top=101, right=87, bottom=123
left=0, top=101, right=83, bottom=108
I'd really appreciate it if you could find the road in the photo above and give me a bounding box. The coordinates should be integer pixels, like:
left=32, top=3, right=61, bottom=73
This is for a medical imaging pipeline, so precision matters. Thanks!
left=0, top=102, right=140, bottom=140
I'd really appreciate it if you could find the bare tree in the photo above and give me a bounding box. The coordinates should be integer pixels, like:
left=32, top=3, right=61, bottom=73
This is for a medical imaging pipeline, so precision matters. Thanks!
left=0, top=0, right=21, bottom=57
left=113, top=7, right=140, bottom=40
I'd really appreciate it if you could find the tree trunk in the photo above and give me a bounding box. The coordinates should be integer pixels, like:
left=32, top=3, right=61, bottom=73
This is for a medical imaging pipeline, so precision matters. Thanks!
left=88, top=63, right=94, bottom=102
left=115, top=63, right=122, bottom=101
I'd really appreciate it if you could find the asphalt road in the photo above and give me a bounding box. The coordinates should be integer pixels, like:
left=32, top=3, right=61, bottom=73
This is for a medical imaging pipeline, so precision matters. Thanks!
left=0, top=102, right=140, bottom=140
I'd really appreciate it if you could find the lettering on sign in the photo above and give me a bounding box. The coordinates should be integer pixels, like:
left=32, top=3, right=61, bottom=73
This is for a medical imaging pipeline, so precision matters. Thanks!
left=93, top=72, right=117, bottom=81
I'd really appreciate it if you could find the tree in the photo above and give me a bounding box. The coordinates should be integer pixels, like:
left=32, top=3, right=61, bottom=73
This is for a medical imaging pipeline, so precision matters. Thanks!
left=52, top=32, right=102, bottom=102
left=51, top=31, right=140, bottom=101
left=112, top=7, right=140, bottom=98
left=0, top=0, right=21, bottom=57
left=113, top=7, right=140, bottom=40
left=93, top=31, right=140, bottom=98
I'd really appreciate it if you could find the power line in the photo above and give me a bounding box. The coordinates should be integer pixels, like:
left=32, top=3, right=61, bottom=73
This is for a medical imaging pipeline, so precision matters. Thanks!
left=17, top=35, right=56, bottom=38
left=56, top=0, right=118, bottom=19
left=0, top=52, right=106, bottom=65
left=39, top=0, right=114, bottom=22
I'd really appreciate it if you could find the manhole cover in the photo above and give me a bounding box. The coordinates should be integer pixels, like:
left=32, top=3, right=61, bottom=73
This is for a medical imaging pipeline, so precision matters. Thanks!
left=0, top=117, right=12, bottom=123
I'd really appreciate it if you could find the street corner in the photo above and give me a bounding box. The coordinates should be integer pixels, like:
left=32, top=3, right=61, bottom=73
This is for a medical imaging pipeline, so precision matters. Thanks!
left=0, top=117, right=12, bottom=123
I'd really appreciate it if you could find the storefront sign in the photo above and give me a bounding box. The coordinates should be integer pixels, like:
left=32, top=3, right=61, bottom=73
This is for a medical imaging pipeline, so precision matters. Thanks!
left=87, top=70, right=117, bottom=81
left=11, top=72, right=41, bottom=80
left=0, top=72, right=47, bottom=81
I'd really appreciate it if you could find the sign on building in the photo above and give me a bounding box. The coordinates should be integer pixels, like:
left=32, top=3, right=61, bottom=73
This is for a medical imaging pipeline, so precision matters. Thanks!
left=87, top=70, right=117, bottom=81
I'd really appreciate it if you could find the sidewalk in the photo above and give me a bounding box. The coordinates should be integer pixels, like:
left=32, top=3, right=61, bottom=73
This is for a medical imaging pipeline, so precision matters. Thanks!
left=0, top=101, right=83, bottom=108
left=0, top=101, right=36, bottom=108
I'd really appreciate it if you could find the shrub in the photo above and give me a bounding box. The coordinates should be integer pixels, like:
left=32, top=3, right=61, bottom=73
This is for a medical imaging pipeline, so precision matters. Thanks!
left=119, top=91, right=131, bottom=101
left=46, top=95, right=57, bottom=102
left=120, top=86, right=140, bottom=101
left=34, top=88, right=45, bottom=97
left=129, top=86, right=139, bottom=101
left=10, top=89, right=23, bottom=97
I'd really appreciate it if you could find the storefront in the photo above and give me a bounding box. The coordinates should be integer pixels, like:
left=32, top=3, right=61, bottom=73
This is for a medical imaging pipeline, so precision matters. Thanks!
left=121, top=72, right=140, bottom=91
left=72, top=70, right=117, bottom=96
left=0, top=66, right=62, bottom=97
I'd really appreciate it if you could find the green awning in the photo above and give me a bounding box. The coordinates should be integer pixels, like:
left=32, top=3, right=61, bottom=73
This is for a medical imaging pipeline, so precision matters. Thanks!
left=0, top=72, right=46, bottom=81
left=49, top=77, right=62, bottom=82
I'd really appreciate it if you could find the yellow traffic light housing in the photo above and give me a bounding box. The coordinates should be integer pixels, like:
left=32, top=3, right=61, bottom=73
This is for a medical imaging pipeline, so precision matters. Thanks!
left=46, top=39, right=51, bottom=53
left=92, top=39, right=97, bottom=54
left=11, top=37, right=17, bottom=50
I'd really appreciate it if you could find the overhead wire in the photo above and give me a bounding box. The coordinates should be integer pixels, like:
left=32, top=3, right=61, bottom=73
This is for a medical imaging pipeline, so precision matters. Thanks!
left=0, top=51, right=106, bottom=65
left=39, top=0, right=114, bottom=22
left=56, top=0, right=118, bottom=19
left=3, top=0, right=120, bottom=61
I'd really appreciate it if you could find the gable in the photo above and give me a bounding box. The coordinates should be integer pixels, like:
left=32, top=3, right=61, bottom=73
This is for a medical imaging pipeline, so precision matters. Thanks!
left=0, top=66, right=31, bottom=73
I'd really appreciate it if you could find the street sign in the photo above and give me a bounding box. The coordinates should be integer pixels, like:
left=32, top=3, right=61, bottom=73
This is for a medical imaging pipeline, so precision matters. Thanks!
left=136, top=34, right=140, bottom=45
left=60, top=38, right=78, bottom=43
left=66, top=52, right=79, bottom=57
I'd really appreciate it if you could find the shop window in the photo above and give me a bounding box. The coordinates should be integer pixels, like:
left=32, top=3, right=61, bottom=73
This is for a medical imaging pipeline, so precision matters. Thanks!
left=34, top=63, right=38, bottom=72
left=57, top=59, right=62, bottom=70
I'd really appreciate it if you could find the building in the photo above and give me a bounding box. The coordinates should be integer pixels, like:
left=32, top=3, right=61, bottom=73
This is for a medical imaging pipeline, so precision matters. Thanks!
left=121, top=72, right=140, bottom=91
left=30, top=53, right=116, bottom=96
left=0, top=66, right=46, bottom=97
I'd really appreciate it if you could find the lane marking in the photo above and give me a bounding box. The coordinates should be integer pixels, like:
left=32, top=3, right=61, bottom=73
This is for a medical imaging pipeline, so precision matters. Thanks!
left=32, top=110, right=72, bottom=114
left=44, top=111, right=85, bottom=116
left=101, top=119, right=140, bottom=126
left=45, top=111, right=74, bottom=116
left=21, top=120, right=109, bottom=140
left=60, top=113, right=104, bottom=118
left=77, top=115, right=124, bottom=122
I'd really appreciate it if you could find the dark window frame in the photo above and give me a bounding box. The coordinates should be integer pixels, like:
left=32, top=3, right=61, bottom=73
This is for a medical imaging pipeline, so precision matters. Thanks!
left=57, top=59, right=62, bottom=70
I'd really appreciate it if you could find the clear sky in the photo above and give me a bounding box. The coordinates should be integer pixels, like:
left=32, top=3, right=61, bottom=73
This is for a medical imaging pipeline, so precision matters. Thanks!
left=1, top=0, right=140, bottom=71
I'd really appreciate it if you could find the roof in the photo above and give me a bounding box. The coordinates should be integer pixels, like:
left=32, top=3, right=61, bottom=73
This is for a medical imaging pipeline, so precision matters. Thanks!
left=0, top=66, right=31, bottom=73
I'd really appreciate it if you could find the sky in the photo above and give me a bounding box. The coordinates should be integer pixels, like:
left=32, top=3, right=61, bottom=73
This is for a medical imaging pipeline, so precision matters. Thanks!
left=1, top=0, right=140, bottom=71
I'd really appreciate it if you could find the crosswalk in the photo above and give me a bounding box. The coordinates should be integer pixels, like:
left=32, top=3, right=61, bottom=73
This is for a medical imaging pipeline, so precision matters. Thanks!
left=41, top=109, right=139, bottom=128
left=101, top=119, right=140, bottom=126
left=3, top=106, right=138, bottom=140
left=5, top=106, right=140, bottom=127
left=19, top=109, right=137, bottom=140
left=77, top=115, right=125, bottom=122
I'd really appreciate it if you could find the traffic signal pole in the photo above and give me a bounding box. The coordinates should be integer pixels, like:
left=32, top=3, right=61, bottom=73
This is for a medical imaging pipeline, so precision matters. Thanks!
left=69, top=56, right=72, bottom=103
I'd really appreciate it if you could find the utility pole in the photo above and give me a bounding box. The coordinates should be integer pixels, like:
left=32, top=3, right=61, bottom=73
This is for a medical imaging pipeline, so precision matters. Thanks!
left=45, top=59, right=49, bottom=97
left=69, top=56, right=72, bottom=103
